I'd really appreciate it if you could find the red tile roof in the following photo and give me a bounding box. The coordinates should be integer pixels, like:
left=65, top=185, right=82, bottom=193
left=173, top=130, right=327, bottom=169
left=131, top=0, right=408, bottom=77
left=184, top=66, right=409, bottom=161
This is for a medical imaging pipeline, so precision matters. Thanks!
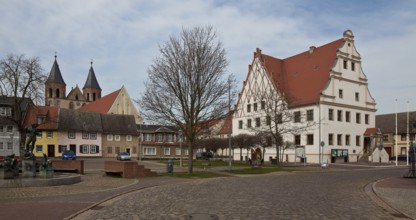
left=364, top=128, right=377, bottom=137
left=78, top=89, right=120, bottom=113
left=255, top=38, right=345, bottom=108
left=22, top=106, right=59, bottom=130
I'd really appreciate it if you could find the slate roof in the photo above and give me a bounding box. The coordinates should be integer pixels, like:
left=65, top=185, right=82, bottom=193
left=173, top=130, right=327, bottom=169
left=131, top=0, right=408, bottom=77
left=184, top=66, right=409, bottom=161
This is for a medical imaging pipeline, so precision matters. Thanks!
left=376, top=112, right=416, bottom=134
left=101, top=114, right=138, bottom=135
left=250, top=38, right=344, bottom=108
left=0, top=96, right=33, bottom=121
left=58, top=108, right=103, bottom=132
left=78, top=89, right=120, bottom=113
left=46, top=57, right=66, bottom=85
left=83, top=66, right=101, bottom=90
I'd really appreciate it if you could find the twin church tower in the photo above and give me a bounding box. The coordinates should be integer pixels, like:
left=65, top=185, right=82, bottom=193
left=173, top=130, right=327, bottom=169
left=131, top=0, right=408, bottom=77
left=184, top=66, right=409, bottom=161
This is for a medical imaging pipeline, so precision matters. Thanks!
left=45, top=55, right=102, bottom=110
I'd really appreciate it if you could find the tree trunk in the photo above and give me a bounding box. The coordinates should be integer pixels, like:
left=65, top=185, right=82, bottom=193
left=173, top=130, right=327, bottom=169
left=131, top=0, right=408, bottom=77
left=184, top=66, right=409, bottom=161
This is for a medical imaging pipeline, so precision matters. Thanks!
left=240, top=147, right=242, bottom=161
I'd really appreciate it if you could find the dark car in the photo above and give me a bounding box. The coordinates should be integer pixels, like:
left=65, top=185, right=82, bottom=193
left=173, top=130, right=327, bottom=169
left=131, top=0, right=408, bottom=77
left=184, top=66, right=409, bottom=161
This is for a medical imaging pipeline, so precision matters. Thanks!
left=62, top=150, right=76, bottom=160
left=390, top=155, right=407, bottom=161
left=116, top=152, right=131, bottom=161
left=196, top=151, right=213, bottom=160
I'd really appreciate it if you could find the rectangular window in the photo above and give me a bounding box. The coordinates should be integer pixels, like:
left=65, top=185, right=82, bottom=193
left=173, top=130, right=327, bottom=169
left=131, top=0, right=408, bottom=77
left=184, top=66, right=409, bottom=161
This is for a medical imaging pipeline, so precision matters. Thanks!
left=351, top=62, right=355, bottom=71
left=90, top=132, right=97, bottom=140
left=36, top=145, right=42, bottom=152
left=328, top=134, right=334, bottom=145
left=81, top=144, right=89, bottom=154
left=127, top=135, right=132, bottom=141
left=356, top=136, right=361, bottom=146
left=339, top=89, right=343, bottom=98
left=238, top=120, right=243, bottom=129
left=345, top=135, right=350, bottom=146
left=166, top=134, right=173, bottom=142
left=115, top=135, right=121, bottom=141
left=294, top=135, right=301, bottom=145
left=0, top=125, right=3, bottom=132
left=144, top=133, right=152, bottom=141
left=247, top=104, right=251, bottom=113
left=58, top=145, right=66, bottom=153
left=144, top=147, right=156, bottom=155
left=355, top=92, right=359, bottom=101
left=356, top=113, right=361, bottom=124
left=82, top=132, right=89, bottom=139
left=68, top=131, right=76, bottom=139
left=343, top=60, right=347, bottom=69
left=337, top=134, right=342, bottom=145
left=401, top=134, right=406, bottom=141
left=7, top=142, right=12, bottom=150
left=337, top=110, right=342, bottom=122
left=261, top=101, right=265, bottom=109
left=329, top=109, right=334, bottom=121
left=107, top=134, right=113, bottom=141
left=0, top=142, right=3, bottom=150
left=175, top=147, right=181, bottom=156
left=156, top=134, right=163, bottom=142
left=365, top=114, right=369, bottom=125
left=306, top=110, right=313, bottom=121
left=307, top=134, right=314, bottom=145
left=164, top=147, right=170, bottom=155
left=247, top=119, right=252, bottom=128
left=116, top=146, right=120, bottom=154
left=253, top=103, right=258, bottom=111
left=7, top=126, right=13, bottom=132
left=90, top=145, right=98, bottom=154
left=383, top=135, right=389, bottom=142
left=46, top=131, right=53, bottom=138
left=255, top=117, right=261, bottom=127
left=37, top=131, right=42, bottom=138
left=346, top=111, right=350, bottom=123
left=107, top=146, right=112, bottom=154
left=294, top=111, right=301, bottom=123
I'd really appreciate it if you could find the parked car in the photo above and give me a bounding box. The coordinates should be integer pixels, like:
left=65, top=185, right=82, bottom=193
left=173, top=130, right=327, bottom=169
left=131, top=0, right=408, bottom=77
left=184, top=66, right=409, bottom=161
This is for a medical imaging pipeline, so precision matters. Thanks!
left=62, top=150, right=76, bottom=160
left=116, top=152, right=131, bottom=161
left=196, top=151, right=213, bottom=160
left=390, top=155, right=407, bottom=161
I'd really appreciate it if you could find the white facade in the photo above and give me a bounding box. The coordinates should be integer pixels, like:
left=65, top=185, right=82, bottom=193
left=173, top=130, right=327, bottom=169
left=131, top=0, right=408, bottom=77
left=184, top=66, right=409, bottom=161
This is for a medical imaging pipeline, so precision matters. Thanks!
left=232, top=30, right=376, bottom=164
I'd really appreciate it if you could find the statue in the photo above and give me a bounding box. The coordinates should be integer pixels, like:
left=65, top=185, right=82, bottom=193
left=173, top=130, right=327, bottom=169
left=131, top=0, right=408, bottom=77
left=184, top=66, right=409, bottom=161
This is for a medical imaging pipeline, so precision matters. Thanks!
left=24, top=123, right=39, bottom=159
left=39, top=153, right=53, bottom=178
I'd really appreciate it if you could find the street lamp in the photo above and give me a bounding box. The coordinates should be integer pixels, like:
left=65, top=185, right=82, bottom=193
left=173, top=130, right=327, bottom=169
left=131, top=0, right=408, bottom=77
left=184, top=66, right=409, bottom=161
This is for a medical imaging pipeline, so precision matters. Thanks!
left=139, top=123, right=142, bottom=161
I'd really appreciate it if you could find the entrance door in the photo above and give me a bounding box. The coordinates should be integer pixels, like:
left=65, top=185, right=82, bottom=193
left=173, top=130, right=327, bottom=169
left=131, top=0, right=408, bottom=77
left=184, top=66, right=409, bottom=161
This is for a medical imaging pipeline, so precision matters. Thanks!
left=126, top=148, right=131, bottom=155
left=70, top=145, right=76, bottom=153
left=385, top=147, right=392, bottom=158
left=47, top=145, right=55, bottom=157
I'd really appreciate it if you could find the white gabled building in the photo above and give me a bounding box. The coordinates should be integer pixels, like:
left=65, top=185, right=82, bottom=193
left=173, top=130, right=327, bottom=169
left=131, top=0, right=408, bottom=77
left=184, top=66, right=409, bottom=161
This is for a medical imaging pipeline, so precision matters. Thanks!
left=233, top=30, right=377, bottom=164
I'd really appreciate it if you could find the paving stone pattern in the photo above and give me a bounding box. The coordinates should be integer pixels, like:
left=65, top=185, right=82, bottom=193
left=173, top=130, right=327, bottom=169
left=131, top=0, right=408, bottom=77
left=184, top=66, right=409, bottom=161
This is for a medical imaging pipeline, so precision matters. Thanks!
left=74, top=168, right=408, bottom=220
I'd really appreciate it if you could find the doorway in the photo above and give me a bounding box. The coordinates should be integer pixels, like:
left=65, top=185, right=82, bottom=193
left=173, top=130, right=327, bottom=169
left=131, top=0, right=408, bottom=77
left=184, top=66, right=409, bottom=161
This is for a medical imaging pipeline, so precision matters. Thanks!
left=47, top=145, right=55, bottom=157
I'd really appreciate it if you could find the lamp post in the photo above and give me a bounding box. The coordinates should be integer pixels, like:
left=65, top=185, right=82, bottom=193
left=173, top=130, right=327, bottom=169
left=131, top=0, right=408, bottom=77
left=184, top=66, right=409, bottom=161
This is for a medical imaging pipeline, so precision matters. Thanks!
left=179, top=130, right=183, bottom=167
left=376, top=128, right=383, bottom=166
left=139, top=123, right=142, bottom=161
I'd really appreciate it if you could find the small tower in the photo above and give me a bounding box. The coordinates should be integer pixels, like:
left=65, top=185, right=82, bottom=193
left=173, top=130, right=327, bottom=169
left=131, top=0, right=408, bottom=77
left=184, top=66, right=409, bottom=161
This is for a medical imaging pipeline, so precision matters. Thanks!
left=45, top=54, right=66, bottom=106
left=82, top=60, right=102, bottom=102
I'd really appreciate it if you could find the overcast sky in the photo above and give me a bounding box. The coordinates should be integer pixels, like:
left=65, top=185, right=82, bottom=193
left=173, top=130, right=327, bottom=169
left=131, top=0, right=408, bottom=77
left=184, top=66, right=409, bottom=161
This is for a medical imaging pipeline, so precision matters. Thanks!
left=1, top=0, right=415, bottom=115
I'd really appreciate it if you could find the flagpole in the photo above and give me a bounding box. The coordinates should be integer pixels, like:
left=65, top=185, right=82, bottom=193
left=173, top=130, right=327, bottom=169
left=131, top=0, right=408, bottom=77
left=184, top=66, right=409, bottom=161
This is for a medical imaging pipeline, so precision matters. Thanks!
left=395, top=99, right=398, bottom=166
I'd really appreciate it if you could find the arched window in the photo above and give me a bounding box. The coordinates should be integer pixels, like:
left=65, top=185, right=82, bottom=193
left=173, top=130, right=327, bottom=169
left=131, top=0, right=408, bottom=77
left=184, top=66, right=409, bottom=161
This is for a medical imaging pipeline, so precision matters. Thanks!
left=87, top=93, right=90, bottom=101
left=49, top=88, right=53, bottom=98
left=93, top=93, right=96, bottom=101
left=56, top=88, right=60, bottom=98
left=75, top=94, right=79, bottom=100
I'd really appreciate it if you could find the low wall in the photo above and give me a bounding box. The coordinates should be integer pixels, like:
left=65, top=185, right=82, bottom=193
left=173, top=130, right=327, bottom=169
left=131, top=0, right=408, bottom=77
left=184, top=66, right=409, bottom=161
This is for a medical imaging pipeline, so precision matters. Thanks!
left=52, top=160, right=84, bottom=174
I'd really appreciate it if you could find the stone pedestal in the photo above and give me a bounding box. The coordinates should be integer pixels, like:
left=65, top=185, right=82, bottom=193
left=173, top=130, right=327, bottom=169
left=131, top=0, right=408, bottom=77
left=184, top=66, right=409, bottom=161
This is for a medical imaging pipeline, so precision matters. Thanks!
left=22, top=159, right=36, bottom=178
left=39, top=166, right=54, bottom=178
left=0, top=168, right=14, bottom=179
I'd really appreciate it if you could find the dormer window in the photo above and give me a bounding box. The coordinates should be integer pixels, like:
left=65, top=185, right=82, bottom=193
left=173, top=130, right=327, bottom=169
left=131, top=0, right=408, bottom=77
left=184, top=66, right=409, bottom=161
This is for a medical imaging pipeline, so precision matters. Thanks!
left=343, top=60, right=347, bottom=69
left=0, top=107, right=12, bottom=116
left=339, top=89, right=343, bottom=99
left=351, top=62, right=355, bottom=71
left=37, top=115, right=46, bottom=124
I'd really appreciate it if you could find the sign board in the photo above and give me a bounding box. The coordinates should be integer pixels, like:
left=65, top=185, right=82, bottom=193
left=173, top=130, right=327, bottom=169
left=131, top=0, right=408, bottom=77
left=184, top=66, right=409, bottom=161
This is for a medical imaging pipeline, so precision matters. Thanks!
left=331, top=149, right=348, bottom=157
left=295, top=146, right=305, bottom=158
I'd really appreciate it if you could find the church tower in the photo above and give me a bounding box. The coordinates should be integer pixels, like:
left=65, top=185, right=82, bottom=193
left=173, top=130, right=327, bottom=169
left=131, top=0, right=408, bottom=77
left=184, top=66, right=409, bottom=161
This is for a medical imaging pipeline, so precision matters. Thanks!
left=82, top=61, right=102, bottom=102
left=45, top=55, right=66, bottom=106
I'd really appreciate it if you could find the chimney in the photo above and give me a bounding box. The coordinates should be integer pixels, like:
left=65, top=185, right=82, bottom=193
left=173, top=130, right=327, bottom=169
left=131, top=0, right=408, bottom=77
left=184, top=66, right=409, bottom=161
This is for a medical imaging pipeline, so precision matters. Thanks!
left=309, top=46, right=316, bottom=54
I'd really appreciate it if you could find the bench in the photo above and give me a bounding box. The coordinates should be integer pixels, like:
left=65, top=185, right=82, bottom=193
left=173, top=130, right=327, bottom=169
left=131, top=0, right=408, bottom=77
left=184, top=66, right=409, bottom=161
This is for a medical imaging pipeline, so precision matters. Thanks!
left=104, top=170, right=123, bottom=177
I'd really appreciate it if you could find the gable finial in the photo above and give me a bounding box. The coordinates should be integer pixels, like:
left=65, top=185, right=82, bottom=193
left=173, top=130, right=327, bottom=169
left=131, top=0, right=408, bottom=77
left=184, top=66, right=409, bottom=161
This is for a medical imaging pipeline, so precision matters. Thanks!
left=91, top=59, right=93, bottom=67
left=54, top=51, right=57, bottom=60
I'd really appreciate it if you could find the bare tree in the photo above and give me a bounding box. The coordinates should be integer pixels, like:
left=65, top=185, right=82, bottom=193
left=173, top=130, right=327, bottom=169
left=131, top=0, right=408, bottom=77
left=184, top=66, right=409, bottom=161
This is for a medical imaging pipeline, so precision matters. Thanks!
left=0, top=54, right=46, bottom=151
left=232, top=133, right=256, bottom=162
left=138, top=26, right=234, bottom=173
left=253, top=87, right=314, bottom=166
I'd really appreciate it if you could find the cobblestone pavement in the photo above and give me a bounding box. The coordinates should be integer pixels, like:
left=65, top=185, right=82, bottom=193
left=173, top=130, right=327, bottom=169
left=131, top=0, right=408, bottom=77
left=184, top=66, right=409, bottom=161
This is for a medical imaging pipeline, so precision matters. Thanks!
left=72, top=167, right=412, bottom=220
